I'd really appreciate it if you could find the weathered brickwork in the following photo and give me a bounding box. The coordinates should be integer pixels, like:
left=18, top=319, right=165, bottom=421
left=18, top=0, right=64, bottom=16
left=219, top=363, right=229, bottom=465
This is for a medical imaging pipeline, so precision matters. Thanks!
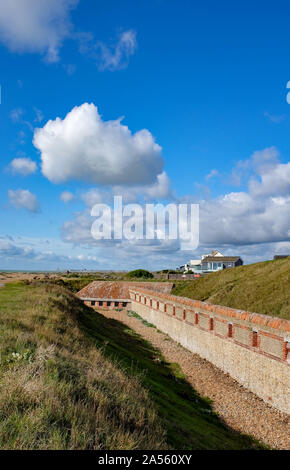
left=259, top=333, right=284, bottom=359
left=234, top=326, right=251, bottom=346
left=214, top=319, right=228, bottom=337
left=175, top=306, right=184, bottom=320
left=186, top=310, right=195, bottom=324
left=199, top=314, right=210, bottom=330
left=129, top=287, right=290, bottom=414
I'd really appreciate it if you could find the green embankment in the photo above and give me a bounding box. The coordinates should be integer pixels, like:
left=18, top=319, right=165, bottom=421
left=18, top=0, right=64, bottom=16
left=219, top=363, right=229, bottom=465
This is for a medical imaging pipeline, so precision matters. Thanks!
left=0, top=282, right=264, bottom=450
left=172, top=258, right=290, bottom=320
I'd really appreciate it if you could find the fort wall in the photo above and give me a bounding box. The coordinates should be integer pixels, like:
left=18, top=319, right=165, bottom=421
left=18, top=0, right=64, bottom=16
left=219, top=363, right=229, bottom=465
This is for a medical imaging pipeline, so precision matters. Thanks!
left=129, top=287, right=290, bottom=414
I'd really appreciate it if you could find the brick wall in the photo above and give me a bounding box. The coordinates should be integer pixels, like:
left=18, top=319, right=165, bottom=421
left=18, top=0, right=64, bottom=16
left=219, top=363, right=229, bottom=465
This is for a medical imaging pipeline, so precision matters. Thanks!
left=129, top=287, right=290, bottom=414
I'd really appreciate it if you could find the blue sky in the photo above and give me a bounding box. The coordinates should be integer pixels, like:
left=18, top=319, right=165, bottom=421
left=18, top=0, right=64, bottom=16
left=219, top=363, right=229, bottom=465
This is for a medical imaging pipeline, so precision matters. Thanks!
left=1, top=0, right=290, bottom=270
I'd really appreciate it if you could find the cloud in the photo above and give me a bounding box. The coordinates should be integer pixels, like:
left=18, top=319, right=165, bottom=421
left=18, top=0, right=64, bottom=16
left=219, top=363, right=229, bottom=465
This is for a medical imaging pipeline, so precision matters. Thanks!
left=111, top=172, right=173, bottom=204
left=215, top=146, right=280, bottom=188
left=10, top=107, right=38, bottom=131
left=0, top=238, right=99, bottom=268
left=194, top=147, right=290, bottom=246
left=264, top=111, right=285, bottom=124
left=81, top=188, right=112, bottom=207
left=0, top=0, right=79, bottom=62
left=247, top=146, right=279, bottom=172
left=34, top=107, right=44, bottom=123
left=205, top=169, right=219, bottom=180
left=0, top=3, right=137, bottom=70
left=8, top=189, right=40, bottom=213
left=61, top=208, right=182, bottom=258
left=33, top=103, right=164, bottom=186
left=60, top=191, right=75, bottom=203
left=56, top=145, right=290, bottom=270
left=141, top=172, right=172, bottom=200
left=9, top=157, right=37, bottom=176
left=10, top=108, right=24, bottom=122
left=0, top=241, right=29, bottom=258
left=199, top=192, right=290, bottom=246
left=249, top=162, right=290, bottom=198
left=94, top=30, right=137, bottom=71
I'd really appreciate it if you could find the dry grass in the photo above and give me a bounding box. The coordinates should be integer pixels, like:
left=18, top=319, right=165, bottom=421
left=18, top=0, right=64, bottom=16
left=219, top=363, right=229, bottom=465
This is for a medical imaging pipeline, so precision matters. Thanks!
left=0, top=283, right=166, bottom=450
left=172, top=258, right=290, bottom=319
left=0, top=282, right=265, bottom=450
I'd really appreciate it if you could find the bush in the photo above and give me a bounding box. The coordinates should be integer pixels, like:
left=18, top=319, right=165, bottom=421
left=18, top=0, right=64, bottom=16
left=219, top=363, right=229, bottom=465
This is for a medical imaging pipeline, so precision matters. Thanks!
left=126, top=269, right=153, bottom=279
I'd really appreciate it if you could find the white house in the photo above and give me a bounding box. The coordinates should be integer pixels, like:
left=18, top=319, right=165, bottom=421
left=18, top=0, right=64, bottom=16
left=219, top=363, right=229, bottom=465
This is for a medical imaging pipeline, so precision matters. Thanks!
left=183, top=250, right=243, bottom=274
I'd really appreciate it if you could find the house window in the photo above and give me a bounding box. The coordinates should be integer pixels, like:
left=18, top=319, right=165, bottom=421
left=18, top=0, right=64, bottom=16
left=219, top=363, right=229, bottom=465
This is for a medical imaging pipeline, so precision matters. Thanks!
left=115, top=302, right=119, bottom=307
left=195, top=312, right=199, bottom=324
left=99, top=301, right=103, bottom=307
left=91, top=301, right=95, bottom=306
left=228, top=323, right=233, bottom=338
left=209, top=317, right=214, bottom=330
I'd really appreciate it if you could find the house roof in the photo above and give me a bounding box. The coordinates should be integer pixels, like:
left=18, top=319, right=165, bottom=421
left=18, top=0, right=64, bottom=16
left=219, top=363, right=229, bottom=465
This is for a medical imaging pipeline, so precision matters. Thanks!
left=202, top=256, right=241, bottom=263
left=77, top=281, right=173, bottom=300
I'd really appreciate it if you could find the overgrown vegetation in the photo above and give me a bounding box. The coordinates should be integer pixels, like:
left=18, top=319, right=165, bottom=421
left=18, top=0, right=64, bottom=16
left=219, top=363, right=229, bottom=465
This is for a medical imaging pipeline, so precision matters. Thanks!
left=0, top=283, right=264, bottom=449
left=172, top=258, right=290, bottom=320
left=0, top=283, right=166, bottom=450
left=127, top=310, right=156, bottom=328
left=126, top=269, right=154, bottom=279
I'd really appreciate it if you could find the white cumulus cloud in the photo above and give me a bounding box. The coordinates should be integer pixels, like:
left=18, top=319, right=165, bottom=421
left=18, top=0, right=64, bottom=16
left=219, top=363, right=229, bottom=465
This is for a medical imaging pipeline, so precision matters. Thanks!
left=33, top=103, right=164, bottom=186
left=0, top=0, right=79, bottom=62
left=9, top=157, right=37, bottom=176
left=8, top=189, right=40, bottom=213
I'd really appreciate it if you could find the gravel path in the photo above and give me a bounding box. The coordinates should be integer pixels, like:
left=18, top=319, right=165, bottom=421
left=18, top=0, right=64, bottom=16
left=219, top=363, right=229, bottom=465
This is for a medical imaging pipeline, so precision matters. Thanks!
left=100, top=308, right=290, bottom=450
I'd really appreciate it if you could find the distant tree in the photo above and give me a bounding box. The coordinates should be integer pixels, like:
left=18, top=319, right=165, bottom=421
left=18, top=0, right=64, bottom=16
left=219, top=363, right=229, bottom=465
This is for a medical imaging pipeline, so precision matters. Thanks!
left=127, top=269, right=154, bottom=279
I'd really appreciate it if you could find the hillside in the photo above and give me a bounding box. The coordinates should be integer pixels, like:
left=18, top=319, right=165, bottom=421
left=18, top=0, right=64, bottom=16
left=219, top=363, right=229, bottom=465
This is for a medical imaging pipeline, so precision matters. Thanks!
left=0, top=282, right=263, bottom=450
left=172, top=258, right=290, bottom=320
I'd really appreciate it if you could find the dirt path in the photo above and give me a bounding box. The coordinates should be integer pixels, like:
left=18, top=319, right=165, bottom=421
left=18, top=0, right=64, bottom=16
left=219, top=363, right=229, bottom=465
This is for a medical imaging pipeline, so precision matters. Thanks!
left=100, top=308, right=290, bottom=450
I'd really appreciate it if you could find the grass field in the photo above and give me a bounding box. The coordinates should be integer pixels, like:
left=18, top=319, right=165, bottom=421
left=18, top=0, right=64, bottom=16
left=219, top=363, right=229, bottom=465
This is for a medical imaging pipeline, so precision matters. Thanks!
left=0, top=282, right=264, bottom=450
left=172, top=258, right=290, bottom=320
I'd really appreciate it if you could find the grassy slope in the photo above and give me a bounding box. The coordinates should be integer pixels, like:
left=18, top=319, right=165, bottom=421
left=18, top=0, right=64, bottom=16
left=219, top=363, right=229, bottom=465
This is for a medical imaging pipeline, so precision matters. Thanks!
left=172, top=258, right=290, bottom=320
left=0, top=283, right=165, bottom=450
left=0, top=283, right=264, bottom=450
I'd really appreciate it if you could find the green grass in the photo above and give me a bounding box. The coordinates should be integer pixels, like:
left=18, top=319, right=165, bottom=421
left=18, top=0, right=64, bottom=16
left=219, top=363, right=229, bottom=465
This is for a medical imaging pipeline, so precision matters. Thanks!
left=127, top=310, right=156, bottom=328
left=0, top=283, right=166, bottom=450
left=172, top=258, right=290, bottom=320
left=0, top=283, right=266, bottom=450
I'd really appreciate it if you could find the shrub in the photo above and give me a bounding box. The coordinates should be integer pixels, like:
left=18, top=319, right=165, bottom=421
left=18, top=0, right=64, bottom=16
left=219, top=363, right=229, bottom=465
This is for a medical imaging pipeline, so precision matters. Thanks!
left=126, top=269, right=153, bottom=279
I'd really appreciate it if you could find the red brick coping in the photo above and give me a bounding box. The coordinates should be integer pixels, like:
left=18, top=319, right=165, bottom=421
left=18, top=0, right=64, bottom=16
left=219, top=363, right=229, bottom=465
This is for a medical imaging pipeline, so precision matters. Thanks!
left=129, top=287, right=290, bottom=333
